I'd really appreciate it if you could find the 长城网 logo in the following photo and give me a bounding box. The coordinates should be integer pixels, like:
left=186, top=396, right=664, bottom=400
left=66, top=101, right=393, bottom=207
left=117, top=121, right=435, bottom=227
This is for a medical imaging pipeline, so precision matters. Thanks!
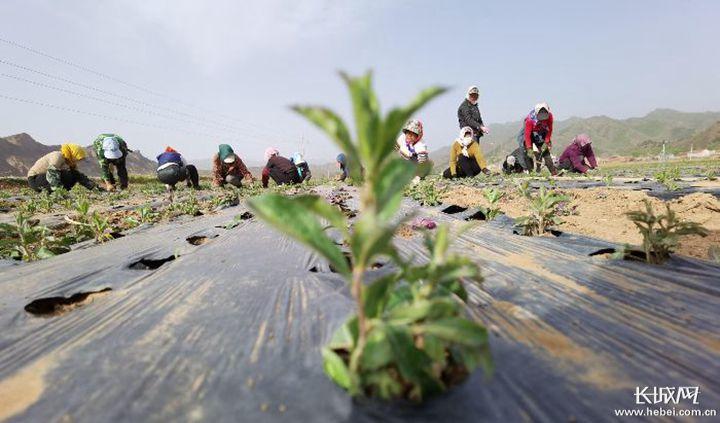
left=635, top=387, right=700, bottom=405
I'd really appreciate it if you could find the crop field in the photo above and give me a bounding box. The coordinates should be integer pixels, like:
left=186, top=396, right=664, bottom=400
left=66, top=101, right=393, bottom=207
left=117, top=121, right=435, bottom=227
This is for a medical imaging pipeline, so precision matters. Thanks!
left=1, top=153, right=719, bottom=421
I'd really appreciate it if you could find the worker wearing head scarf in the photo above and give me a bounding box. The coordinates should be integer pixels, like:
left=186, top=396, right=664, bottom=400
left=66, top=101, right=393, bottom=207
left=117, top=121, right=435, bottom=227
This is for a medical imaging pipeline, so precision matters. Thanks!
left=261, top=147, right=302, bottom=188
left=443, top=127, right=489, bottom=178
left=516, top=102, right=557, bottom=175
left=558, top=134, right=597, bottom=174
left=27, top=143, right=97, bottom=192
left=212, top=144, right=254, bottom=187
left=457, top=86, right=489, bottom=141
left=156, top=146, right=200, bottom=190
left=336, top=153, right=349, bottom=181
left=502, top=148, right=529, bottom=174
left=92, top=133, right=130, bottom=191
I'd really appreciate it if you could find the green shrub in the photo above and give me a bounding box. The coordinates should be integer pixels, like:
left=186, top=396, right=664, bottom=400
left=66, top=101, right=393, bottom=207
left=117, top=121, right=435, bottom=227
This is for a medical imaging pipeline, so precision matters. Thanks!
left=248, top=72, right=491, bottom=401
left=404, top=177, right=446, bottom=206
left=654, top=167, right=681, bottom=191
left=0, top=212, right=72, bottom=261
left=515, top=187, right=568, bottom=236
left=480, top=187, right=504, bottom=220
left=625, top=200, right=708, bottom=264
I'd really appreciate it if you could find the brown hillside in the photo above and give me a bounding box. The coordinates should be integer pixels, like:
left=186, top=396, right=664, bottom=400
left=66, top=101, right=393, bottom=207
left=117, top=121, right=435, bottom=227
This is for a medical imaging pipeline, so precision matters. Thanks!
left=0, top=133, right=157, bottom=177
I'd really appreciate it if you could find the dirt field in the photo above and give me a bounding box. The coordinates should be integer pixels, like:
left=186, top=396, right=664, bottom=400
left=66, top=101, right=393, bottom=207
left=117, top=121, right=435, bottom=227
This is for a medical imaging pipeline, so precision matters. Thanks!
left=442, top=184, right=720, bottom=261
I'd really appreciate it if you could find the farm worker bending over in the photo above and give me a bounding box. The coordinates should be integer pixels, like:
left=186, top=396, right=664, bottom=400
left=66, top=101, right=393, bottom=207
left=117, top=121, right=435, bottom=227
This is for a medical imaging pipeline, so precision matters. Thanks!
left=502, top=147, right=531, bottom=174
left=156, top=146, right=200, bottom=190
left=212, top=144, right=254, bottom=188
left=443, top=127, right=487, bottom=178
left=93, top=133, right=130, bottom=191
left=517, top=102, right=557, bottom=175
left=457, top=86, right=489, bottom=142
left=261, top=147, right=302, bottom=188
left=396, top=119, right=432, bottom=182
left=336, top=153, right=349, bottom=181
left=27, top=143, right=98, bottom=193
left=558, top=134, right=598, bottom=174
left=290, top=152, right=312, bottom=182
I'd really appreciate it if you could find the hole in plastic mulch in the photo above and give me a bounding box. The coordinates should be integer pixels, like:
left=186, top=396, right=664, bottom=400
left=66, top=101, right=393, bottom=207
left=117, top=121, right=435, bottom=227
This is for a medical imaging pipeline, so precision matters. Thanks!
left=24, top=288, right=112, bottom=317
left=128, top=255, right=176, bottom=270
left=441, top=205, right=468, bottom=214
left=186, top=235, right=210, bottom=246
left=464, top=210, right=486, bottom=221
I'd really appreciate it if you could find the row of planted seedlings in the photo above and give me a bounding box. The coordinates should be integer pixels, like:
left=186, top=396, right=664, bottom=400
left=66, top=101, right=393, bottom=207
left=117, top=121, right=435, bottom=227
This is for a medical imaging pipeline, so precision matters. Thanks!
left=423, top=170, right=712, bottom=265
left=0, top=178, right=307, bottom=262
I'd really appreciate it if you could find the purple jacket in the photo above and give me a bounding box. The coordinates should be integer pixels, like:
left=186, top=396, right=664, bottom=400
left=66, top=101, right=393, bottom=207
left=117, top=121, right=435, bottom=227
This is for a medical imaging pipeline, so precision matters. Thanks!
left=559, top=141, right=597, bottom=173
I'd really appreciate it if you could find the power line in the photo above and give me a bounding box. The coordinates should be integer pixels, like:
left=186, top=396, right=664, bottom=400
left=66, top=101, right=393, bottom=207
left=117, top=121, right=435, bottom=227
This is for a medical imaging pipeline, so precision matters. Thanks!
left=0, top=58, right=290, bottom=142
left=0, top=36, right=300, bottom=140
left=0, top=92, right=263, bottom=146
left=0, top=71, right=289, bottom=147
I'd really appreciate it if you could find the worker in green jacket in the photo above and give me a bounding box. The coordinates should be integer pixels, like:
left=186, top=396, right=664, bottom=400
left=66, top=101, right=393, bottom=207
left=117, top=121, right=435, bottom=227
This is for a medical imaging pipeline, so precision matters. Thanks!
left=93, top=134, right=130, bottom=191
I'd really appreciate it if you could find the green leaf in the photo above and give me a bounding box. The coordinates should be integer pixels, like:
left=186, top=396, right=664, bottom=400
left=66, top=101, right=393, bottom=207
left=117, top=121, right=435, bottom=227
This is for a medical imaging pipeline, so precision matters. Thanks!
left=248, top=194, right=351, bottom=276
left=374, top=158, right=416, bottom=222
left=363, top=273, right=399, bottom=318
left=420, top=334, right=447, bottom=365
left=388, top=297, right=458, bottom=325
left=327, top=315, right=359, bottom=350
left=385, top=324, right=443, bottom=399
left=340, top=71, right=381, bottom=172
left=322, top=347, right=353, bottom=391
left=361, top=324, right=393, bottom=370
left=292, top=195, right=350, bottom=238
left=364, top=370, right=403, bottom=400
left=35, top=247, right=56, bottom=260
left=418, top=317, right=488, bottom=347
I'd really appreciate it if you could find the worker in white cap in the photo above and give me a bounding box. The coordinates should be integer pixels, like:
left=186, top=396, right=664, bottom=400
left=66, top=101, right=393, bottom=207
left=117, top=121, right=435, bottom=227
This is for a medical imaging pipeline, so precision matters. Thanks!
left=92, top=133, right=130, bottom=191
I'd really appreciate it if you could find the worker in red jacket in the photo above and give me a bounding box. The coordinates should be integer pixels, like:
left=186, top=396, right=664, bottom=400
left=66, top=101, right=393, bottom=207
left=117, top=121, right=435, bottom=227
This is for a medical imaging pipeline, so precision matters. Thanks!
left=558, top=134, right=598, bottom=173
left=516, top=102, right=557, bottom=175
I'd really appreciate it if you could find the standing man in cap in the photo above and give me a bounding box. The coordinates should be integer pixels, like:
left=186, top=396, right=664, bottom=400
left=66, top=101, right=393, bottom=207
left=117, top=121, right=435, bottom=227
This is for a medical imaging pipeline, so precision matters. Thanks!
left=457, top=86, right=490, bottom=174
left=212, top=144, right=254, bottom=188
left=92, top=133, right=130, bottom=191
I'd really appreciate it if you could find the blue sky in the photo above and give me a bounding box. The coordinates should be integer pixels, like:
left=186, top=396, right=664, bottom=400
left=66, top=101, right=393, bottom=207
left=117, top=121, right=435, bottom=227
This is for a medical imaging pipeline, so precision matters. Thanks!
left=1, top=0, right=718, bottom=164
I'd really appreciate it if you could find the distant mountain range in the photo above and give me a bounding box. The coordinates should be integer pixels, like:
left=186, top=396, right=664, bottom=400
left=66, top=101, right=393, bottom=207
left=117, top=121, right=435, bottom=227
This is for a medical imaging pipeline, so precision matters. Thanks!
left=3, top=109, right=718, bottom=178
left=430, top=108, right=720, bottom=168
left=0, top=133, right=157, bottom=177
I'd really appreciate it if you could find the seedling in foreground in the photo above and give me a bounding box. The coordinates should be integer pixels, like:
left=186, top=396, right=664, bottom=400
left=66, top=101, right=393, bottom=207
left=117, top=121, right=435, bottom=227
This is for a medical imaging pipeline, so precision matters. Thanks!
left=625, top=200, right=708, bottom=264
left=249, top=72, right=491, bottom=401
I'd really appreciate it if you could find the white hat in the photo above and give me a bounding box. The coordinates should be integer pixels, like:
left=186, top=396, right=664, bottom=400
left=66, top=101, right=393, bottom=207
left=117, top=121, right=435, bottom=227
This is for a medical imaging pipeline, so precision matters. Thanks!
left=223, top=154, right=236, bottom=164
left=102, top=137, right=122, bottom=160
left=507, top=156, right=516, bottom=166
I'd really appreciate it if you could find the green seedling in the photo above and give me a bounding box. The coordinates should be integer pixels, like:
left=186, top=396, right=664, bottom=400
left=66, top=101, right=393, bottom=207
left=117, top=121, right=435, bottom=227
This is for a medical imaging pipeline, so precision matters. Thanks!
left=654, top=167, right=681, bottom=191
left=248, top=71, right=491, bottom=402
left=625, top=200, right=708, bottom=264
left=514, top=180, right=532, bottom=199
left=480, top=187, right=504, bottom=221
left=404, top=177, right=446, bottom=206
left=0, top=212, right=72, bottom=261
left=515, top=187, right=569, bottom=236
